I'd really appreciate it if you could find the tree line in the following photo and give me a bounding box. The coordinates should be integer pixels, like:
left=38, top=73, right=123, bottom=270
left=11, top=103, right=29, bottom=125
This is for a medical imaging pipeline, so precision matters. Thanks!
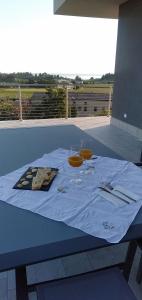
left=0, top=73, right=59, bottom=84
left=0, top=72, right=114, bottom=85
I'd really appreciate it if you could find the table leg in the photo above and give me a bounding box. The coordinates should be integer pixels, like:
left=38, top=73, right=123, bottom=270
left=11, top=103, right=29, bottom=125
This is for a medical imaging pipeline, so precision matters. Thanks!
left=16, top=266, right=29, bottom=300
left=136, top=240, right=142, bottom=284
left=123, top=240, right=137, bottom=281
left=136, top=253, right=142, bottom=284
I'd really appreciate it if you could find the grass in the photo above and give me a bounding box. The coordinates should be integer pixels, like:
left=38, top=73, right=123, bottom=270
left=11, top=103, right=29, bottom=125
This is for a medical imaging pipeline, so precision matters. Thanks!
left=69, top=85, right=113, bottom=94
left=0, top=88, right=47, bottom=98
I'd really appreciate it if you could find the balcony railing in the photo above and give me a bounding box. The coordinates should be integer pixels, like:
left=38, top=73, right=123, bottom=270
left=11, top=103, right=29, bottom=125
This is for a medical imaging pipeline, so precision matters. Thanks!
left=0, top=83, right=113, bottom=121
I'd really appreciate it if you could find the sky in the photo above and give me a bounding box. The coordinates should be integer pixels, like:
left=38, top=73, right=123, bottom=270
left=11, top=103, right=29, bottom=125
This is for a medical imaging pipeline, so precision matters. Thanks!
left=0, top=0, right=118, bottom=77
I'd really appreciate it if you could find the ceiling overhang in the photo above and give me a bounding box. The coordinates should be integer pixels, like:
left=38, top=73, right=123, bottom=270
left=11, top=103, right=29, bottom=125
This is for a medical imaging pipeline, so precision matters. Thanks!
left=54, top=0, right=127, bottom=19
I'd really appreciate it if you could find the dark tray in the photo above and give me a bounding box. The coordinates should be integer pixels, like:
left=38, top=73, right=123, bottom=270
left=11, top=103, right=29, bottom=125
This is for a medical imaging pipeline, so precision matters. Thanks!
left=13, top=167, right=58, bottom=191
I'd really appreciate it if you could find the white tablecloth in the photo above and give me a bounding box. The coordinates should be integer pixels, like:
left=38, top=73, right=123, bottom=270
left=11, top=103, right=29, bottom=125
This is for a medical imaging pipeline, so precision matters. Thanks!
left=0, top=148, right=142, bottom=243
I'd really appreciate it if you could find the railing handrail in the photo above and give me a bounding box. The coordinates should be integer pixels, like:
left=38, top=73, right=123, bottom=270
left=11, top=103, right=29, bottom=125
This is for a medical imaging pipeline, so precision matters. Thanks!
left=0, top=83, right=113, bottom=121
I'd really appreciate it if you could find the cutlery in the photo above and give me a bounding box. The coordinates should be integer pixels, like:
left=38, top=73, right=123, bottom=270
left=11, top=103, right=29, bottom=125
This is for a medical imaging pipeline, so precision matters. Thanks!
left=106, top=183, right=137, bottom=203
left=99, top=186, right=130, bottom=204
left=57, top=186, right=67, bottom=193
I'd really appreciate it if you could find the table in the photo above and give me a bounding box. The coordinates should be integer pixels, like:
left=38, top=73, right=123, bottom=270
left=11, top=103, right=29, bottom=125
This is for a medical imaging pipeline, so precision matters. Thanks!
left=0, top=194, right=142, bottom=300
left=0, top=125, right=138, bottom=299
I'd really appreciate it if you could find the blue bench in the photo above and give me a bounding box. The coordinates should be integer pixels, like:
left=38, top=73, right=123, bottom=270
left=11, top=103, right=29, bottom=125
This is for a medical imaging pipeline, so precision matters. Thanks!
left=37, top=268, right=137, bottom=300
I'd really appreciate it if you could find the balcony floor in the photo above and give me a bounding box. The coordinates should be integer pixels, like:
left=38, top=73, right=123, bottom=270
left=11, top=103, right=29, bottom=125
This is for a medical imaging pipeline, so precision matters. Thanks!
left=0, top=116, right=109, bottom=130
left=0, top=116, right=141, bottom=168
left=0, top=116, right=141, bottom=299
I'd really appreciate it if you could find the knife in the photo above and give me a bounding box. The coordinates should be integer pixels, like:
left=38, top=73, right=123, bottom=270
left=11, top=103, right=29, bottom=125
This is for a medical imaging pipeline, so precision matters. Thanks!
left=99, top=186, right=130, bottom=204
left=106, top=183, right=137, bottom=203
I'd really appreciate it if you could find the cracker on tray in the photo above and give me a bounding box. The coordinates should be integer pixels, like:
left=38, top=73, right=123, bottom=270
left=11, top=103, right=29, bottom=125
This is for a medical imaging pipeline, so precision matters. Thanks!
left=32, top=168, right=51, bottom=190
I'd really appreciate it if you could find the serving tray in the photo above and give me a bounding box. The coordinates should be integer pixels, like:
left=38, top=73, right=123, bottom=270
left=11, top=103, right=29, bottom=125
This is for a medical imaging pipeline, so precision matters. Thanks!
left=13, top=167, right=58, bottom=191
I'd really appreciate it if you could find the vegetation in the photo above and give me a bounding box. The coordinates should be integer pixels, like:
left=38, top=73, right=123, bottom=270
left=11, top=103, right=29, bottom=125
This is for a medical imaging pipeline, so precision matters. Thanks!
left=0, top=72, right=114, bottom=85
left=0, top=88, right=46, bottom=98
left=69, top=105, right=77, bottom=118
left=0, top=99, right=18, bottom=120
left=43, top=88, right=66, bottom=118
left=70, top=85, right=112, bottom=93
left=83, top=73, right=114, bottom=84
left=27, top=88, right=66, bottom=119
left=0, top=72, right=114, bottom=120
left=0, top=73, right=59, bottom=84
left=0, top=85, right=113, bottom=99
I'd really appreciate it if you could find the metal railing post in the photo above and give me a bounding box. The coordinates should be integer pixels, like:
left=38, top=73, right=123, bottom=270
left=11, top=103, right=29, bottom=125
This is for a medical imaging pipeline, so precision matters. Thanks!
left=65, top=86, right=68, bottom=119
left=108, top=86, right=112, bottom=117
left=19, top=86, right=23, bottom=121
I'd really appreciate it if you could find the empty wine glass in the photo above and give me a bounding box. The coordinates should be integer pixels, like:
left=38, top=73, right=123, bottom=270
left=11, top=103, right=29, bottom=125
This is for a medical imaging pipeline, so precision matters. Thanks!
left=79, top=139, right=95, bottom=175
left=68, top=145, right=83, bottom=185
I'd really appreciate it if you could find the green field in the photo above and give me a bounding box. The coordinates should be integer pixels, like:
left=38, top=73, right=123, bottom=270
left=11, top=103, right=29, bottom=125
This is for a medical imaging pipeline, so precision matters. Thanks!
left=0, top=88, right=47, bottom=98
left=0, top=84, right=113, bottom=99
left=70, top=86, right=113, bottom=93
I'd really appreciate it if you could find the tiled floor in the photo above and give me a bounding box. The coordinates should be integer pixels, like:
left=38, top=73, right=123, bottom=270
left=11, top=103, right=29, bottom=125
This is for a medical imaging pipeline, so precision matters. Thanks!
left=0, top=116, right=140, bottom=162
left=85, top=123, right=142, bottom=162
left=0, top=116, right=109, bottom=130
left=0, top=116, right=142, bottom=300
